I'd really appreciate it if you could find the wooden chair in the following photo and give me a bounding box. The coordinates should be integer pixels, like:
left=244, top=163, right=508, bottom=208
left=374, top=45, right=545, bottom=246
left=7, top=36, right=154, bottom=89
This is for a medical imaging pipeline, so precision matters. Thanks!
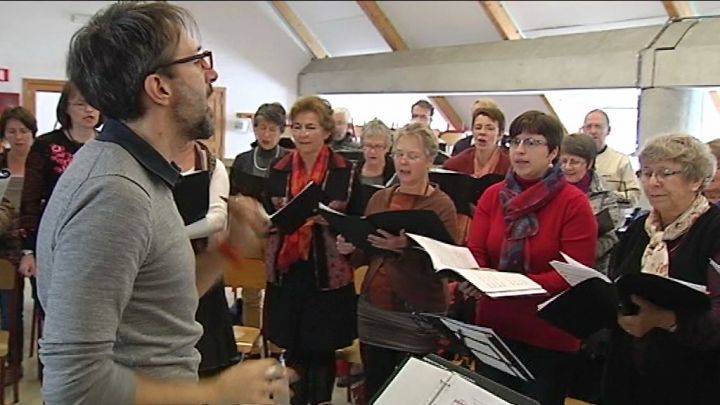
left=0, top=259, right=20, bottom=404
left=224, top=258, right=279, bottom=359
left=336, top=265, right=368, bottom=404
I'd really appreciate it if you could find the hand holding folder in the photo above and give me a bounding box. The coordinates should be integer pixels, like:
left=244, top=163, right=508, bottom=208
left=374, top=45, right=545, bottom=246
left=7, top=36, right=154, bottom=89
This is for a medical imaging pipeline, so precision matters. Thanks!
left=318, top=204, right=455, bottom=256
left=537, top=252, right=711, bottom=339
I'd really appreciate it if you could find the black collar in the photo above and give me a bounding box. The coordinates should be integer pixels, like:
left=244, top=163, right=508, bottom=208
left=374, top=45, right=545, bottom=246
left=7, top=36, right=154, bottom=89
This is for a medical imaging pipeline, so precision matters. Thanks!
left=97, top=119, right=181, bottom=187
left=598, top=144, right=608, bottom=155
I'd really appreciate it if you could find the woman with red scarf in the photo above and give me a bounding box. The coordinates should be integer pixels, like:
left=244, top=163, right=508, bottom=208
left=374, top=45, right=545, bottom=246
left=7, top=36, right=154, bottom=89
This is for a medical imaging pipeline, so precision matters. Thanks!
left=465, top=111, right=597, bottom=405
left=263, top=96, right=357, bottom=405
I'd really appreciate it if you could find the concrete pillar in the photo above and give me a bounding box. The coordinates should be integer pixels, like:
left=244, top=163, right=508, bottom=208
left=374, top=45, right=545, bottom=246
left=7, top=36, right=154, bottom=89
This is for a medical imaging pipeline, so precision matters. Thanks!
left=637, top=87, right=703, bottom=148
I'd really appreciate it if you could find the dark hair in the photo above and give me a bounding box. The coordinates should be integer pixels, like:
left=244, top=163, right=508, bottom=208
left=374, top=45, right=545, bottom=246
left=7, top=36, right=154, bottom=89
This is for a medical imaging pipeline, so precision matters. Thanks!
left=562, top=133, right=597, bottom=168
left=472, top=107, right=506, bottom=134
left=290, top=96, right=335, bottom=144
left=253, top=103, right=286, bottom=130
left=584, top=109, right=610, bottom=126
left=0, top=106, right=38, bottom=138
left=411, top=99, right=434, bottom=117
left=56, top=82, right=103, bottom=129
left=508, top=110, right=565, bottom=152
left=66, top=2, right=198, bottom=120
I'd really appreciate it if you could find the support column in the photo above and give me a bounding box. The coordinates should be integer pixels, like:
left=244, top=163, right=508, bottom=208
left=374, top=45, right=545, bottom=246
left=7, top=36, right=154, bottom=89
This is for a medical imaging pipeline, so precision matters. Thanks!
left=637, top=87, right=703, bottom=148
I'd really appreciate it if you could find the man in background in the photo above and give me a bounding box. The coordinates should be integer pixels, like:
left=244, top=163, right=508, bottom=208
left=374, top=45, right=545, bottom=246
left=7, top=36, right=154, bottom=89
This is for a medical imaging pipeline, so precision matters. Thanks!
left=582, top=109, right=642, bottom=207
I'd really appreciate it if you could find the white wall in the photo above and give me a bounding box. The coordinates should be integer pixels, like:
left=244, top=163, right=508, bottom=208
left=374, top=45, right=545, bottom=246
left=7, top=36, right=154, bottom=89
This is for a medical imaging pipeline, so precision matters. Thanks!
left=0, top=1, right=310, bottom=158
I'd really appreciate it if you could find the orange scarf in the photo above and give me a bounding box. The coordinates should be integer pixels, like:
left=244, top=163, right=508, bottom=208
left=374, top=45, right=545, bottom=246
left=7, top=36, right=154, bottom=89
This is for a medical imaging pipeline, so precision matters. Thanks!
left=276, top=146, right=330, bottom=270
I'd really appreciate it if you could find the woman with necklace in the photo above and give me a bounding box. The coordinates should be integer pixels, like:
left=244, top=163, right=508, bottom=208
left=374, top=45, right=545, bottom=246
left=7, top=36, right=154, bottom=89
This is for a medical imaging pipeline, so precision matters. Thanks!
left=0, top=106, right=37, bottom=383
left=17, top=82, right=101, bottom=367
left=229, top=102, right=289, bottom=330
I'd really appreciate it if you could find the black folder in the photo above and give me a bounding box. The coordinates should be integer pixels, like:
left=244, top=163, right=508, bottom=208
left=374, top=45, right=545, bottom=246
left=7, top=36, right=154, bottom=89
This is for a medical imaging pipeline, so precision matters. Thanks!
left=173, top=170, right=210, bottom=225
left=537, top=278, right=620, bottom=339
left=319, top=206, right=455, bottom=256
left=428, top=169, right=504, bottom=216
left=616, top=272, right=711, bottom=314
left=351, top=182, right=385, bottom=215
left=269, top=181, right=323, bottom=234
left=538, top=263, right=710, bottom=339
left=232, top=170, right=267, bottom=202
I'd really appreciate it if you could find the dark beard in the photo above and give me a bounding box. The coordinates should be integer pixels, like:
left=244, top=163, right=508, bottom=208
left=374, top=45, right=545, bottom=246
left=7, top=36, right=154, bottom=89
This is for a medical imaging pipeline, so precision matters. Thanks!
left=189, top=111, right=214, bottom=140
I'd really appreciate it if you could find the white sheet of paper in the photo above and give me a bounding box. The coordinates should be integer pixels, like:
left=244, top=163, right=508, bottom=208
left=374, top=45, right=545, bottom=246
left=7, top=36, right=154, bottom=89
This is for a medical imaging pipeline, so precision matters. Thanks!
left=406, top=233, right=479, bottom=271
left=431, top=373, right=514, bottom=405
left=373, top=357, right=453, bottom=405
left=452, top=269, right=547, bottom=297
left=549, top=260, right=611, bottom=286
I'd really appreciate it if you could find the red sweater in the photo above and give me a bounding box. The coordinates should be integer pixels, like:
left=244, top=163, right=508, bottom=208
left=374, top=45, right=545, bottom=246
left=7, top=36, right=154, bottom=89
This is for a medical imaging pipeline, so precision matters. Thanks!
left=467, top=179, right=598, bottom=353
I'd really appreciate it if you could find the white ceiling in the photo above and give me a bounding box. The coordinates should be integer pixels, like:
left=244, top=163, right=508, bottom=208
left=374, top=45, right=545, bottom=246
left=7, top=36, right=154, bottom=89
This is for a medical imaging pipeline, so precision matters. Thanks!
left=285, top=1, right=390, bottom=56
left=281, top=1, right=720, bottom=129
left=378, top=1, right=502, bottom=48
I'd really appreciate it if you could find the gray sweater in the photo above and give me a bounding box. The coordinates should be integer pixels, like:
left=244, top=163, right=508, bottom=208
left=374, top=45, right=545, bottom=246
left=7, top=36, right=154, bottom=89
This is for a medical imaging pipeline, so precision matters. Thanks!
left=37, top=138, right=202, bottom=404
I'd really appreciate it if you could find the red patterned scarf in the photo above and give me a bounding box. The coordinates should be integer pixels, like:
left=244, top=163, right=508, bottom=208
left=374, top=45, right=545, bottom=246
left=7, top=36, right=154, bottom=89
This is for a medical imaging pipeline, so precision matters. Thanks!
left=276, top=146, right=331, bottom=270
left=498, top=164, right=566, bottom=272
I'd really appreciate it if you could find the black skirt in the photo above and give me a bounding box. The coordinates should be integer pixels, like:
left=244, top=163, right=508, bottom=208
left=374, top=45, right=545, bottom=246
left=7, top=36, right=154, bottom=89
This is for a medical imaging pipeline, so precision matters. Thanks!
left=195, top=281, right=240, bottom=376
left=263, top=261, right=357, bottom=353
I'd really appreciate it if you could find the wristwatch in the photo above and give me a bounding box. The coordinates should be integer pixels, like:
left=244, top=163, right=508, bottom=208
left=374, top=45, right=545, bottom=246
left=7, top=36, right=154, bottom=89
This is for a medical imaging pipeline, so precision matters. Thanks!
left=21, top=249, right=34, bottom=257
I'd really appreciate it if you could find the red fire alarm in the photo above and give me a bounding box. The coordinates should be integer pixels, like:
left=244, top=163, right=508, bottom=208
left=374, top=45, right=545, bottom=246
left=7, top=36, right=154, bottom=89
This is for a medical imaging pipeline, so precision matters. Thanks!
left=0, top=69, right=8, bottom=82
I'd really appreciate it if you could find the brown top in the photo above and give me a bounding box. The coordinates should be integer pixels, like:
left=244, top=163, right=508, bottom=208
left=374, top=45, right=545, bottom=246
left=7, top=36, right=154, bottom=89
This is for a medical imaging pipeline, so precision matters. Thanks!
left=355, top=185, right=458, bottom=313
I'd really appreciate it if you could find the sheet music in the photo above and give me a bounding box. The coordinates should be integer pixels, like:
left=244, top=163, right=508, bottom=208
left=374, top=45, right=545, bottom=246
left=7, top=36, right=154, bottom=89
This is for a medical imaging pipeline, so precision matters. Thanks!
left=711, top=259, right=720, bottom=276
left=373, top=357, right=455, bottom=405
left=549, top=259, right=611, bottom=286
left=437, top=317, right=534, bottom=381
left=431, top=373, right=513, bottom=405
left=668, top=277, right=707, bottom=294
left=406, top=233, right=479, bottom=270
left=318, top=202, right=344, bottom=216
left=452, top=269, right=547, bottom=298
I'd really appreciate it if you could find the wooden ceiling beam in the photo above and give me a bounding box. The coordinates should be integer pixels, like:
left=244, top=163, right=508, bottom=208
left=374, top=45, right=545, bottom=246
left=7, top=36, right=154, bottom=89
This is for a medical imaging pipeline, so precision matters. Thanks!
left=272, top=1, right=329, bottom=59
left=479, top=1, right=562, bottom=124
left=661, top=1, right=696, bottom=19
left=479, top=1, right=522, bottom=40
left=357, top=0, right=464, bottom=131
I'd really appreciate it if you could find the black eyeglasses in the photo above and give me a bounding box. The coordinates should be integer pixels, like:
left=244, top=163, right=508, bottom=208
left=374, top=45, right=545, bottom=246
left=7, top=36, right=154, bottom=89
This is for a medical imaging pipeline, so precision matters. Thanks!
left=156, top=50, right=213, bottom=71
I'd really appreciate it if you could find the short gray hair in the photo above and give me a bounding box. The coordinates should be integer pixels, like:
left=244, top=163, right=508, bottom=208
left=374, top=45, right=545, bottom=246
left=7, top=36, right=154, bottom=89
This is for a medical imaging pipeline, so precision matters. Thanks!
left=334, top=107, right=352, bottom=123
left=640, top=133, right=717, bottom=187
left=394, top=122, right=438, bottom=161
left=361, top=119, right=392, bottom=147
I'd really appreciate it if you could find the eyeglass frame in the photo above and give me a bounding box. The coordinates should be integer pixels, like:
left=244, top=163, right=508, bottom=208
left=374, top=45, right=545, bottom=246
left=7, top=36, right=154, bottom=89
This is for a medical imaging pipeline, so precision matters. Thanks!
left=505, top=137, right=548, bottom=149
left=363, top=143, right=389, bottom=151
left=155, top=50, right=214, bottom=72
left=639, top=168, right=684, bottom=181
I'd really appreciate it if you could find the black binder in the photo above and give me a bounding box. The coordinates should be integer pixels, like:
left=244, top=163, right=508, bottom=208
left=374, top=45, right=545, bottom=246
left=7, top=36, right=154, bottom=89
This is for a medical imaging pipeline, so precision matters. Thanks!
left=372, top=353, right=539, bottom=405
left=537, top=257, right=711, bottom=339
left=173, top=170, right=210, bottom=225
left=319, top=205, right=455, bottom=256
left=428, top=169, right=504, bottom=216
left=269, top=181, right=323, bottom=234
left=232, top=170, right=267, bottom=202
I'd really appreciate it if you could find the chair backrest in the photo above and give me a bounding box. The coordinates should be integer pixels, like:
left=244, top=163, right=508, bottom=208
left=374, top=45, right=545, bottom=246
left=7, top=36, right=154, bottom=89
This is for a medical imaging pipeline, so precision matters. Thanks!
left=224, top=259, right=266, bottom=290
left=354, top=265, right=368, bottom=295
left=0, top=259, right=16, bottom=291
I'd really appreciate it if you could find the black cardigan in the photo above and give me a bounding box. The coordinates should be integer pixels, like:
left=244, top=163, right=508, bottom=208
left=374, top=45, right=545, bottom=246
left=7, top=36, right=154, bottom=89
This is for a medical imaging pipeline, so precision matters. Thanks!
left=602, top=205, right=720, bottom=405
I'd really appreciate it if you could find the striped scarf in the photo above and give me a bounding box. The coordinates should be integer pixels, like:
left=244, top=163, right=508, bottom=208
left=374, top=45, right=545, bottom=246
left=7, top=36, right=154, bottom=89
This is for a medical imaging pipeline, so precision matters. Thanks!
left=498, top=164, right=566, bottom=272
